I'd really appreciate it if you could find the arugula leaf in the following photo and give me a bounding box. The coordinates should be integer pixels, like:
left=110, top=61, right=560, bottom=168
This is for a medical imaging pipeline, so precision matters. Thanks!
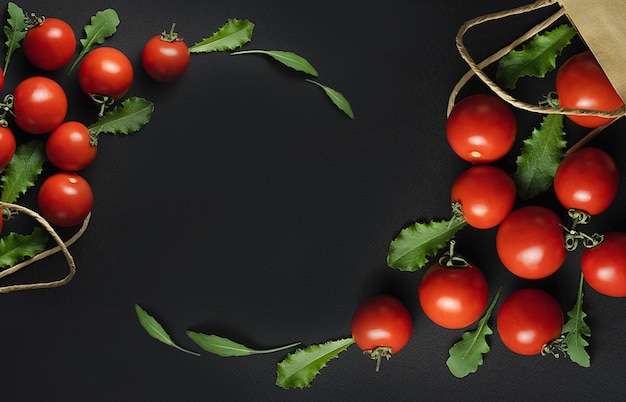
left=496, top=24, right=577, bottom=89
left=135, top=304, right=200, bottom=356
left=562, top=273, right=591, bottom=367
left=446, top=286, right=502, bottom=378
left=387, top=217, right=467, bottom=272
left=231, top=50, right=319, bottom=77
left=513, top=114, right=566, bottom=199
left=186, top=331, right=300, bottom=357
left=0, top=227, right=48, bottom=269
left=3, top=2, right=27, bottom=76
left=87, top=97, right=154, bottom=144
left=276, top=338, right=354, bottom=389
left=68, top=8, right=120, bottom=74
left=306, top=79, right=354, bottom=119
left=188, top=19, right=254, bottom=53
left=0, top=140, right=46, bottom=204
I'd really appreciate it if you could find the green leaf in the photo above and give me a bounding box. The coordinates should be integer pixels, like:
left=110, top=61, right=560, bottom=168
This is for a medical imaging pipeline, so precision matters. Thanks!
left=306, top=80, right=354, bottom=119
left=276, top=338, right=354, bottom=389
left=68, top=8, right=120, bottom=74
left=513, top=114, right=566, bottom=199
left=496, top=24, right=577, bottom=89
left=88, top=97, right=154, bottom=144
left=387, top=217, right=467, bottom=272
left=562, top=273, right=591, bottom=367
left=0, top=140, right=46, bottom=204
left=134, top=304, right=200, bottom=356
left=188, top=18, right=254, bottom=53
left=446, top=286, right=502, bottom=378
left=3, top=2, right=27, bottom=76
left=231, top=50, right=319, bottom=77
left=186, top=331, right=300, bottom=357
left=0, top=227, right=48, bottom=269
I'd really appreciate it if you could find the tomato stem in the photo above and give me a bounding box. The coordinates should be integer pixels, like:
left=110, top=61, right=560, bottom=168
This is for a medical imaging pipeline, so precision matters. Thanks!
left=439, top=240, right=469, bottom=267
left=90, top=94, right=115, bottom=117
left=0, top=94, right=14, bottom=128
left=364, top=346, right=393, bottom=372
left=561, top=209, right=604, bottom=251
left=541, top=334, right=566, bottom=359
left=161, top=23, right=182, bottom=42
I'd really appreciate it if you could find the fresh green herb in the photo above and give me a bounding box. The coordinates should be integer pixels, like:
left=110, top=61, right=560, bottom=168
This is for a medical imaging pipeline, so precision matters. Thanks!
left=134, top=304, right=200, bottom=356
left=562, top=273, right=591, bottom=367
left=306, top=79, right=354, bottom=119
left=0, top=140, right=46, bottom=204
left=0, top=227, right=48, bottom=269
left=188, top=18, right=254, bottom=53
left=186, top=331, right=300, bottom=357
left=68, top=8, right=120, bottom=75
left=276, top=338, right=354, bottom=389
left=87, top=97, right=154, bottom=145
left=3, top=2, right=27, bottom=76
left=231, top=49, right=319, bottom=77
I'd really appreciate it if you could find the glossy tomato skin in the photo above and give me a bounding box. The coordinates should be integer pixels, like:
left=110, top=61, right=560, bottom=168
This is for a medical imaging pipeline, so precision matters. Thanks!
left=23, top=17, right=76, bottom=71
left=78, top=47, right=133, bottom=100
left=46, top=121, right=97, bottom=171
left=451, top=165, right=516, bottom=229
left=37, top=172, right=93, bottom=227
left=446, top=94, right=517, bottom=163
left=497, top=288, right=563, bottom=355
left=0, top=126, right=16, bottom=170
left=554, top=147, right=618, bottom=216
left=582, top=232, right=626, bottom=297
left=13, top=76, right=68, bottom=134
left=141, top=34, right=190, bottom=82
left=556, top=51, right=624, bottom=128
left=496, top=206, right=566, bottom=279
left=419, top=262, right=489, bottom=329
left=351, top=295, right=412, bottom=354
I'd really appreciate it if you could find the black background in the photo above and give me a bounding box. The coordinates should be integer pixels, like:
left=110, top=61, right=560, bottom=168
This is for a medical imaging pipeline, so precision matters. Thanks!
left=3, top=0, right=626, bottom=401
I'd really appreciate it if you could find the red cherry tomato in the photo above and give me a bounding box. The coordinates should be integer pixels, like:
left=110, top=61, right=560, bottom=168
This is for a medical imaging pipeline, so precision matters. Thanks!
left=0, top=126, right=16, bottom=170
left=37, top=172, right=93, bottom=227
left=78, top=47, right=134, bottom=101
left=556, top=51, right=624, bottom=128
left=419, top=261, right=489, bottom=329
left=13, top=76, right=68, bottom=134
left=451, top=165, right=516, bottom=229
left=46, top=121, right=97, bottom=171
left=496, top=206, right=566, bottom=279
left=23, top=17, right=76, bottom=71
left=553, top=147, right=618, bottom=216
left=582, top=232, right=626, bottom=297
left=446, top=94, right=517, bottom=163
left=141, top=29, right=190, bottom=82
left=497, top=288, right=563, bottom=355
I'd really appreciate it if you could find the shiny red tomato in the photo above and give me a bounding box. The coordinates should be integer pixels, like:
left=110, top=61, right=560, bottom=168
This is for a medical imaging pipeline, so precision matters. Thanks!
left=497, top=288, right=563, bottom=355
left=78, top=47, right=133, bottom=101
left=13, top=76, right=68, bottom=134
left=46, top=121, right=97, bottom=171
left=141, top=29, right=190, bottom=82
left=0, top=126, right=16, bottom=170
left=37, top=172, right=93, bottom=227
left=496, top=206, right=566, bottom=279
left=23, top=17, right=76, bottom=71
left=451, top=165, right=516, bottom=229
left=419, top=261, right=489, bottom=329
left=446, top=94, right=517, bottom=163
left=553, top=147, right=618, bottom=216
left=556, top=51, right=624, bottom=128
left=582, top=232, right=626, bottom=297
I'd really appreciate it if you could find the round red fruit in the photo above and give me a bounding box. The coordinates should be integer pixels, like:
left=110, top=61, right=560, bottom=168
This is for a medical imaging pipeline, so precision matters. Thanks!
left=24, top=17, right=76, bottom=71
left=46, top=121, right=97, bottom=171
left=78, top=47, right=134, bottom=101
left=13, top=76, right=67, bottom=134
left=142, top=28, right=190, bottom=82
left=38, top=172, right=93, bottom=227
left=582, top=232, right=626, bottom=297
left=0, top=126, right=16, bottom=170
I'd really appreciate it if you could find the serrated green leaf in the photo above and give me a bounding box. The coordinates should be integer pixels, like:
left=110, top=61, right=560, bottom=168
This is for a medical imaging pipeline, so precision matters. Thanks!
left=3, top=2, right=27, bottom=75
left=231, top=50, right=319, bottom=77
left=134, top=304, right=200, bottom=356
left=447, top=286, right=502, bottom=378
left=387, top=217, right=467, bottom=272
left=496, top=24, right=577, bottom=89
left=0, top=140, right=46, bottom=204
left=88, top=97, right=154, bottom=143
left=68, top=8, right=120, bottom=74
left=188, top=18, right=254, bottom=53
left=0, top=227, right=48, bottom=269
left=513, top=114, right=566, bottom=199
left=186, top=331, right=300, bottom=357
left=276, top=338, right=354, bottom=389
left=562, top=274, right=591, bottom=367
left=306, top=80, right=354, bottom=119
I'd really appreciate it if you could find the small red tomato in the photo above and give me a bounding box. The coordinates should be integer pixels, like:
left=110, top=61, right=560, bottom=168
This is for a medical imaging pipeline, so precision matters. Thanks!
left=38, top=172, right=93, bottom=227
left=0, top=126, right=16, bottom=170
left=23, top=17, right=76, bottom=71
left=451, top=165, right=516, bottom=229
left=141, top=27, right=190, bottom=82
left=46, top=121, right=97, bottom=171
left=582, top=232, right=626, bottom=297
left=446, top=94, right=517, bottom=163
left=78, top=47, right=134, bottom=101
left=13, top=76, right=68, bottom=134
